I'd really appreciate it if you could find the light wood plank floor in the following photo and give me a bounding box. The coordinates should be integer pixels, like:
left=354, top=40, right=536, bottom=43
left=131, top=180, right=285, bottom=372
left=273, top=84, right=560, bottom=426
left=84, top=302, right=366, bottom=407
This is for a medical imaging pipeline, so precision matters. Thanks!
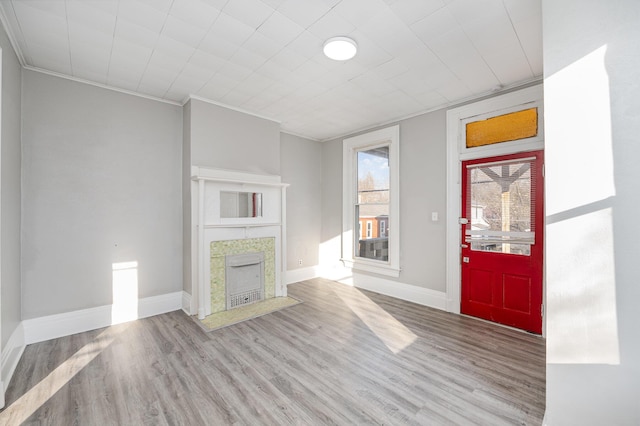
left=1, top=278, right=545, bottom=425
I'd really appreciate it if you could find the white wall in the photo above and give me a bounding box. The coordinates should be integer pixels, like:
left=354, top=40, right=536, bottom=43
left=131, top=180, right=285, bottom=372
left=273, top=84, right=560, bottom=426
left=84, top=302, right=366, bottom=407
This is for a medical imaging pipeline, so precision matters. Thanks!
left=21, top=70, right=183, bottom=319
left=320, top=110, right=447, bottom=292
left=543, top=0, right=640, bottom=423
left=280, top=132, right=322, bottom=271
left=0, top=18, right=22, bottom=348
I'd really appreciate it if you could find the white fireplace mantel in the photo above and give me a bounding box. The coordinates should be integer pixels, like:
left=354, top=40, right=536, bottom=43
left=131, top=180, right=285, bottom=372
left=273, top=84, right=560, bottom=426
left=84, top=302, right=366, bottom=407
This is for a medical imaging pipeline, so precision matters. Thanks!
left=190, top=166, right=289, bottom=319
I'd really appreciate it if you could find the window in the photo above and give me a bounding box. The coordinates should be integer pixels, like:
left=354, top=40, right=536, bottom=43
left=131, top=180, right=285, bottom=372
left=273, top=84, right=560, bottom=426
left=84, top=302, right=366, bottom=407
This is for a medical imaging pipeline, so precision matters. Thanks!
left=342, top=125, right=400, bottom=277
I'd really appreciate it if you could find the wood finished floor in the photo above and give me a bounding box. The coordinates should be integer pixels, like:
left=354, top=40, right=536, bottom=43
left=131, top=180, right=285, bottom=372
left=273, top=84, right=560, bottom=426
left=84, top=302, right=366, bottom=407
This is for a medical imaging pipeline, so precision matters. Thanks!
left=1, top=278, right=545, bottom=425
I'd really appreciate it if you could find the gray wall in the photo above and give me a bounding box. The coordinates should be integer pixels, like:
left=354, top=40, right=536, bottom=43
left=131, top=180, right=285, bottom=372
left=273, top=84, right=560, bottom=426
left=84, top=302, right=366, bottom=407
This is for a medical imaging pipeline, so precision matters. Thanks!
left=321, top=109, right=447, bottom=291
left=1, top=21, right=22, bottom=348
left=543, top=0, right=640, bottom=423
left=21, top=70, right=183, bottom=319
left=280, top=133, right=322, bottom=271
left=189, top=99, right=280, bottom=176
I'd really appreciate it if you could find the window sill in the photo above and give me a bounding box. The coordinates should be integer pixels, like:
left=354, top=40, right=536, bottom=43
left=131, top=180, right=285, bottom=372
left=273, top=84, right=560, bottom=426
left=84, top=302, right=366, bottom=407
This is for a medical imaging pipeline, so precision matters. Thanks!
left=341, top=258, right=401, bottom=278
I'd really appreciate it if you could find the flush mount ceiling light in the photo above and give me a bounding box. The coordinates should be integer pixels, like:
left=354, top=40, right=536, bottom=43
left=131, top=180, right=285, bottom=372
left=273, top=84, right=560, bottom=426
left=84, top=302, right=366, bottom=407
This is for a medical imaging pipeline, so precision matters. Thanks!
left=323, top=36, right=358, bottom=61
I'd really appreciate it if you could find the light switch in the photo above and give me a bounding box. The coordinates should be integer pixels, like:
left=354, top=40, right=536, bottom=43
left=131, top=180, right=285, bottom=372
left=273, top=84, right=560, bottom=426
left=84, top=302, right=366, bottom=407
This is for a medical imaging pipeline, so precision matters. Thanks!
left=431, top=212, right=438, bottom=221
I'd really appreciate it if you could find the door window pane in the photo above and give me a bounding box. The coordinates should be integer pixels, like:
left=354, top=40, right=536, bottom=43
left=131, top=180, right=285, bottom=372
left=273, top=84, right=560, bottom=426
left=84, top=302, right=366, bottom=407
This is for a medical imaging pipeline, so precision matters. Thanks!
left=466, top=159, right=535, bottom=255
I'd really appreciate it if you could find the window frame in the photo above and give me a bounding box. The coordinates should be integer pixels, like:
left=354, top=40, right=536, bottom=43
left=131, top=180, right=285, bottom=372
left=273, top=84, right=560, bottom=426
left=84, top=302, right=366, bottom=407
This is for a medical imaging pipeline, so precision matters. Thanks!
left=342, top=125, right=400, bottom=277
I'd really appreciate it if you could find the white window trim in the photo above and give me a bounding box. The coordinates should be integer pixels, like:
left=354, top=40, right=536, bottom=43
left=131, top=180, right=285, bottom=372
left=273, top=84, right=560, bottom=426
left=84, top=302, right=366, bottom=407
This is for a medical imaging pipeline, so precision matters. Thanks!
left=342, top=125, right=400, bottom=277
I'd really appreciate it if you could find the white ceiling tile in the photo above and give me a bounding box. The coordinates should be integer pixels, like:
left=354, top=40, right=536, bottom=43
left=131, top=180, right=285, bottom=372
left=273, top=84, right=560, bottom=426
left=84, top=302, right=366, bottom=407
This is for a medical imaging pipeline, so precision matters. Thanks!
left=269, top=48, right=308, bottom=71
left=161, top=15, right=209, bottom=47
left=240, top=73, right=276, bottom=93
left=154, top=35, right=196, bottom=63
left=199, top=32, right=241, bottom=60
left=242, top=91, right=284, bottom=112
left=145, top=50, right=186, bottom=76
left=66, top=1, right=117, bottom=36
left=446, top=0, right=505, bottom=27
left=349, top=31, right=393, bottom=68
left=188, top=50, right=226, bottom=72
left=434, top=77, right=472, bottom=101
left=241, top=32, right=283, bottom=59
left=231, top=48, right=269, bottom=69
left=350, top=72, right=397, bottom=97
left=221, top=89, right=254, bottom=107
left=12, top=0, right=66, bottom=18
left=294, top=58, right=330, bottom=82
left=167, top=69, right=212, bottom=95
left=409, top=89, right=448, bottom=109
left=207, top=12, right=256, bottom=46
left=118, top=0, right=168, bottom=34
left=12, top=1, right=68, bottom=46
left=169, top=0, right=221, bottom=29
left=110, top=37, right=154, bottom=65
left=283, top=31, right=322, bottom=60
left=262, top=0, right=287, bottom=8
left=372, top=58, right=410, bottom=80
left=359, top=10, right=425, bottom=58
left=411, top=6, right=458, bottom=44
left=136, top=0, right=174, bottom=14
left=198, top=74, right=239, bottom=99
left=114, top=19, right=159, bottom=50
left=389, top=0, right=444, bottom=25
left=331, top=0, right=389, bottom=28
left=216, top=61, right=254, bottom=81
left=307, top=9, right=355, bottom=41
left=223, top=0, right=275, bottom=29
left=257, top=11, right=305, bottom=46
left=483, top=47, right=534, bottom=84
left=276, top=0, right=331, bottom=28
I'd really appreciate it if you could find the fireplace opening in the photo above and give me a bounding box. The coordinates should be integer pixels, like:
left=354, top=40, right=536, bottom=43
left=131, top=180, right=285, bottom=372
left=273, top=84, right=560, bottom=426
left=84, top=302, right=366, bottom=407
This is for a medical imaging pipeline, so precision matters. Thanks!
left=225, top=252, right=265, bottom=309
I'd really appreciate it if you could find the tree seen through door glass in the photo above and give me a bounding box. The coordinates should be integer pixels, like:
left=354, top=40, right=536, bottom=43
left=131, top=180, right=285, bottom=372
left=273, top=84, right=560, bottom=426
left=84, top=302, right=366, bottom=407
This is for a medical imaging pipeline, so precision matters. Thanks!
left=467, top=160, right=533, bottom=255
left=356, top=146, right=389, bottom=261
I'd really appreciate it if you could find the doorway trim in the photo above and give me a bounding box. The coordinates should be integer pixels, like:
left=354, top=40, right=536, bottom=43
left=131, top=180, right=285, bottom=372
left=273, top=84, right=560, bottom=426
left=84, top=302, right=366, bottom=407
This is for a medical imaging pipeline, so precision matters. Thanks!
left=445, top=85, right=545, bottom=316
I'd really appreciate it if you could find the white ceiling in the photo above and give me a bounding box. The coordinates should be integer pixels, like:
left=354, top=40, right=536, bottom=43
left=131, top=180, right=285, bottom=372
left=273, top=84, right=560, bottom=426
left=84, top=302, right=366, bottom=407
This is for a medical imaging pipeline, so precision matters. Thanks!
left=0, top=0, right=541, bottom=141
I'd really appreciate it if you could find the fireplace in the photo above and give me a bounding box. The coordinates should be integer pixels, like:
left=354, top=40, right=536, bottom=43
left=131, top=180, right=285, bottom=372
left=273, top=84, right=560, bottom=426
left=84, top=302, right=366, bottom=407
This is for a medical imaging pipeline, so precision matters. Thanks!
left=190, top=167, right=288, bottom=319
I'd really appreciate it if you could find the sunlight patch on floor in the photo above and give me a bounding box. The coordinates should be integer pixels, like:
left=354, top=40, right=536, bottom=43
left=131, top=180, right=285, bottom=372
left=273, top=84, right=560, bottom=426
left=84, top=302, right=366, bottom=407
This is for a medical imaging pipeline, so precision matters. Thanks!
left=0, top=327, right=122, bottom=424
left=336, top=289, right=417, bottom=354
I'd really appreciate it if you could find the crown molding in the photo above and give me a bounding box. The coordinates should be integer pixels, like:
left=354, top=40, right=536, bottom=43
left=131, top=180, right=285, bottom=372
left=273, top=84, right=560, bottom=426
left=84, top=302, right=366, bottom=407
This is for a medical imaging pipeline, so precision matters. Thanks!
left=0, top=1, right=27, bottom=66
left=279, top=130, right=321, bottom=142
left=23, top=66, right=182, bottom=106
left=185, top=94, right=281, bottom=125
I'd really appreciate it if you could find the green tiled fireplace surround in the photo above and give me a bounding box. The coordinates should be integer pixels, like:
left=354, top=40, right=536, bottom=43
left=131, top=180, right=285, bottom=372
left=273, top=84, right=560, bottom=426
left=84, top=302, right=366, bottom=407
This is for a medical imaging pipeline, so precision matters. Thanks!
left=210, top=237, right=276, bottom=314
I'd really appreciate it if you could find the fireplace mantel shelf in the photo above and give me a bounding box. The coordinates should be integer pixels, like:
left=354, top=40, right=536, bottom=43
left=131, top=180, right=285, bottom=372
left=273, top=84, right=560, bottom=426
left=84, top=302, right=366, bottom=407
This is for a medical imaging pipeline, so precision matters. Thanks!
left=191, top=166, right=289, bottom=188
left=203, top=223, right=281, bottom=229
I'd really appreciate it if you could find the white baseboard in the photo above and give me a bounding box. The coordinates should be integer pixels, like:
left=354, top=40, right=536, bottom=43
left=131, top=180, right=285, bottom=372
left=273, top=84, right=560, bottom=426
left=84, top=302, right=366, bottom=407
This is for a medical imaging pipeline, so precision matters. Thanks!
left=1, top=323, right=26, bottom=406
left=336, top=272, right=447, bottom=311
left=182, top=291, right=194, bottom=315
left=22, top=292, right=183, bottom=345
left=284, top=266, right=320, bottom=285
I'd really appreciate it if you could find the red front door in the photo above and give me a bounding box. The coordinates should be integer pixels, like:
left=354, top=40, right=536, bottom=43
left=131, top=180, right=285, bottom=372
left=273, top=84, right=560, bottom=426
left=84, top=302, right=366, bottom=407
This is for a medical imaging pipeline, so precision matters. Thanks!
left=460, top=151, right=544, bottom=334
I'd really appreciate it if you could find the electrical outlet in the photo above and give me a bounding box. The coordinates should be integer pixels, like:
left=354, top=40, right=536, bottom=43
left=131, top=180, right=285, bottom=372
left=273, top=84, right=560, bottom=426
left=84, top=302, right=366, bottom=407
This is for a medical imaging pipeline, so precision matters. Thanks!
left=298, top=259, right=303, bottom=265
